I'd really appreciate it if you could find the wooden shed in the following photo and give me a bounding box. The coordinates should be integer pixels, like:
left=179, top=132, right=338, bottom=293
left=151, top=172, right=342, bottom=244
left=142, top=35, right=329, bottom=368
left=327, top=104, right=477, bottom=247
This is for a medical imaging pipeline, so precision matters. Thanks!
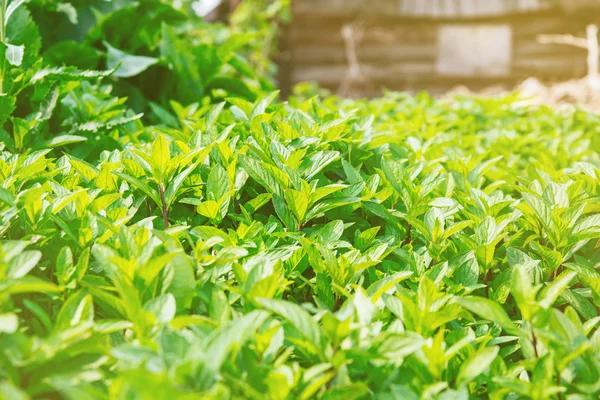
left=279, top=0, right=600, bottom=96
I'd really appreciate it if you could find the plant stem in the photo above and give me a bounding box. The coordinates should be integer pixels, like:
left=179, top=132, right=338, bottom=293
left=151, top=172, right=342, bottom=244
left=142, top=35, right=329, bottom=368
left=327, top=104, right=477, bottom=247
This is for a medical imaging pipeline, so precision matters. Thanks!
left=0, top=3, right=4, bottom=42
left=484, top=268, right=492, bottom=297
left=158, top=184, right=169, bottom=228
left=556, top=373, right=563, bottom=400
left=531, top=325, right=539, bottom=358
left=402, top=223, right=412, bottom=245
left=333, top=295, right=344, bottom=312
left=0, top=0, right=6, bottom=95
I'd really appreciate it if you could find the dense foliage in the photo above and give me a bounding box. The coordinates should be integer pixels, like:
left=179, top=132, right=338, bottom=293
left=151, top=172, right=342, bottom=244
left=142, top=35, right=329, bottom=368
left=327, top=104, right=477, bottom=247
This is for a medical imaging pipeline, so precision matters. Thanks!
left=1, top=1, right=600, bottom=399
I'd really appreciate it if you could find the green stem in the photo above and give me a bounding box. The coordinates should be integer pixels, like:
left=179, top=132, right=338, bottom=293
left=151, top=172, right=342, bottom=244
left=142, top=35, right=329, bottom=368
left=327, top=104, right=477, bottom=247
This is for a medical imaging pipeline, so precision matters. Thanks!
left=531, top=324, right=539, bottom=359
left=484, top=268, right=492, bottom=297
left=158, top=184, right=169, bottom=228
left=0, top=0, right=7, bottom=95
left=0, top=0, right=5, bottom=42
left=556, top=372, right=563, bottom=400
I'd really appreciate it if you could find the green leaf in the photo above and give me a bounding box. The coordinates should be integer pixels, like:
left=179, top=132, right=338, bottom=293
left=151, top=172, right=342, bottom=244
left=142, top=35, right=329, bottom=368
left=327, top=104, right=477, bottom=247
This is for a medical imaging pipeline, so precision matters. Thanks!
left=258, top=298, right=322, bottom=353
left=70, top=158, right=99, bottom=182
left=4, top=43, right=24, bottom=66
left=197, top=200, right=221, bottom=221
left=114, top=172, right=161, bottom=208
left=56, top=246, right=75, bottom=286
left=573, top=214, right=600, bottom=234
left=165, top=145, right=212, bottom=206
left=539, top=271, right=577, bottom=309
left=299, top=151, right=340, bottom=180
left=207, top=164, right=229, bottom=200
left=5, top=0, right=26, bottom=24
left=56, top=2, right=78, bottom=24
left=34, top=82, right=60, bottom=123
left=0, top=187, right=15, bottom=204
left=381, top=157, right=405, bottom=194
left=284, top=189, right=309, bottom=223
left=457, top=297, right=519, bottom=334
left=239, top=154, right=282, bottom=195
left=322, top=384, right=371, bottom=400
left=144, top=294, right=176, bottom=324
left=105, top=41, right=159, bottom=78
left=456, top=346, right=499, bottom=386
left=95, top=320, right=134, bottom=334
left=164, top=164, right=196, bottom=207
left=251, top=90, right=279, bottom=119
left=204, top=310, right=269, bottom=371
left=31, top=65, right=117, bottom=82
left=7, top=250, right=41, bottom=278
left=54, top=291, right=93, bottom=331
left=0, top=95, right=16, bottom=127
left=273, top=194, right=299, bottom=231
left=68, top=113, right=143, bottom=134
left=151, top=134, right=170, bottom=184
left=0, top=277, right=62, bottom=295
left=40, top=134, right=87, bottom=148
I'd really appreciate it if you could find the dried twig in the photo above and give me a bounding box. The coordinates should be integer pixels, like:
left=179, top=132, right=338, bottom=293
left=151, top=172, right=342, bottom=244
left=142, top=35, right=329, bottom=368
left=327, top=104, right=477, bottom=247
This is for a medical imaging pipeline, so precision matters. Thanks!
left=586, top=25, right=599, bottom=85
left=338, top=22, right=369, bottom=96
left=538, top=24, right=600, bottom=87
left=537, top=33, right=587, bottom=49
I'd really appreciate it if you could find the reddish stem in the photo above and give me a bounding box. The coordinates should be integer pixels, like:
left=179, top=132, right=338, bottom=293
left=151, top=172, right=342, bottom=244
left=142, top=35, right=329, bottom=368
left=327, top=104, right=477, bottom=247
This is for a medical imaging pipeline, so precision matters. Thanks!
left=158, top=184, right=169, bottom=228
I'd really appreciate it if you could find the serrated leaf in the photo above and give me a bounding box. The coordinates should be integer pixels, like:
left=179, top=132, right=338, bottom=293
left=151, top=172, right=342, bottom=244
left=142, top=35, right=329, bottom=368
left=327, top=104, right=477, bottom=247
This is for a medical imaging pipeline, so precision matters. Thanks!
left=31, top=65, right=117, bottom=82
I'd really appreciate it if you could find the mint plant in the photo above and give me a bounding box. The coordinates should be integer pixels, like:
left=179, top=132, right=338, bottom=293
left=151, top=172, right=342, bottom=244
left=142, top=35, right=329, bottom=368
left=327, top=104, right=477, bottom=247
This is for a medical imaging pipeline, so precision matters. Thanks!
left=0, top=1, right=600, bottom=399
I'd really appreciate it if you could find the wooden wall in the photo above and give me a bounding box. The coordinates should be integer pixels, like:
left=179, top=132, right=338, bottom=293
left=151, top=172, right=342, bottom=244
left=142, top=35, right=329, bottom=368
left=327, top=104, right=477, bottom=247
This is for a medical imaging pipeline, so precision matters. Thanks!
left=279, top=4, right=595, bottom=97
left=293, top=0, right=552, bottom=18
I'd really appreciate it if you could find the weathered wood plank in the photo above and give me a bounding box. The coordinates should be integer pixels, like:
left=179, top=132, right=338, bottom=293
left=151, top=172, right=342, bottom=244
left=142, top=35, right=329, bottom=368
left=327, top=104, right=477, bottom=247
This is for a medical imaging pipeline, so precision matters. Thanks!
left=289, top=19, right=439, bottom=43
left=512, top=57, right=587, bottom=76
left=294, top=0, right=552, bottom=18
left=514, top=39, right=587, bottom=57
left=511, top=13, right=580, bottom=36
left=292, top=43, right=438, bottom=64
left=291, top=62, right=438, bottom=84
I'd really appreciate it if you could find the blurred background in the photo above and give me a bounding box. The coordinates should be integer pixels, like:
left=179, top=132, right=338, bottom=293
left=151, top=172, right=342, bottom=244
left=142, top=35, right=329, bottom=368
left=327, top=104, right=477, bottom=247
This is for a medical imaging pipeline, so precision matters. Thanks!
left=275, top=0, right=600, bottom=107
left=36, top=0, right=600, bottom=109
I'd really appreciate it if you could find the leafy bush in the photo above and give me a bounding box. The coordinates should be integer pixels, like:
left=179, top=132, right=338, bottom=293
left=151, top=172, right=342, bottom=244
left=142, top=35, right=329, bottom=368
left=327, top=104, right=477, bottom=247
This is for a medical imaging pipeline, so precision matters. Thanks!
left=1, top=1, right=600, bottom=399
